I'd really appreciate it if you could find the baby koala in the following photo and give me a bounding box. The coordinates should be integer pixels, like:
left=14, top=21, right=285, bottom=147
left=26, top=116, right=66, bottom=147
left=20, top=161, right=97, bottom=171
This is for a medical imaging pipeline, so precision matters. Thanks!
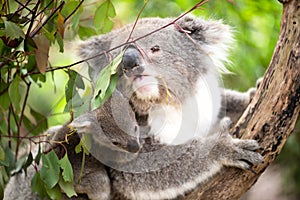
left=4, top=16, right=263, bottom=200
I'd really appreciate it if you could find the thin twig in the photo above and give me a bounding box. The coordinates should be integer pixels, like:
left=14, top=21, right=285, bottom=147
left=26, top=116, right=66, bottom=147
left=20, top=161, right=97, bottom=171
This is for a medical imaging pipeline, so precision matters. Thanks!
left=25, top=0, right=40, bottom=39
left=64, top=0, right=84, bottom=23
left=35, top=0, right=55, bottom=19
left=15, top=81, right=31, bottom=161
left=126, top=0, right=150, bottom=43
left=30, top=1, right=65, bottom=37
left=14, top=0, right=32, bottom=13
left=18, top=81, right=31, bottom=129
left=0, top=133, right=50, bottom=139
left=7, top=105, right=12, bottom=149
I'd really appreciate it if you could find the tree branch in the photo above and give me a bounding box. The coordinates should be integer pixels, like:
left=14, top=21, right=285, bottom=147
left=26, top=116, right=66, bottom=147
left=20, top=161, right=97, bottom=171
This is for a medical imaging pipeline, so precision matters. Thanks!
left=183, top=0, right=300, bottom=199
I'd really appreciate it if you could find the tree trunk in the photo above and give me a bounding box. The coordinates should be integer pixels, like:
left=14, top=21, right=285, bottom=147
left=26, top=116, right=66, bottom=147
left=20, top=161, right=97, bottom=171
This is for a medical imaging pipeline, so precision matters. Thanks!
left=183, top=0, right=300, bottom=199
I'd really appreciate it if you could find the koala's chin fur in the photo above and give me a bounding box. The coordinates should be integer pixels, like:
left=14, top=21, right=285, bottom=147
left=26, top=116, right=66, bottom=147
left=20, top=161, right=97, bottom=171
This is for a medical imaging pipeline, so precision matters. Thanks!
left=4, top=16, right=263, bottom=200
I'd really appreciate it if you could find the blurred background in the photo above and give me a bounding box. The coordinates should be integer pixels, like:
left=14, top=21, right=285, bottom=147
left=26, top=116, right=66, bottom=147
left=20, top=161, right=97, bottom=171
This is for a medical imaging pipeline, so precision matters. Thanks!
left=1, top=0, right=299, bottom=199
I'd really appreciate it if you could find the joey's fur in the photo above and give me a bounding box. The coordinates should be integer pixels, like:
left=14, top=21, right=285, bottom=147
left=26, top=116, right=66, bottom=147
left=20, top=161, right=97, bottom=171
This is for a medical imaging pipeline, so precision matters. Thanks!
left=4, top=16, right=263, bottom=200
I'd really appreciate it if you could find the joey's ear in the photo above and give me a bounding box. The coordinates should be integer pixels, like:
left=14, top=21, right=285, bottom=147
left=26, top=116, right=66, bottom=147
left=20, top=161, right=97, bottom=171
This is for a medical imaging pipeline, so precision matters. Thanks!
left=77, top=36, right=112, bottom=82
left=177, top=16, right=234, bottom=72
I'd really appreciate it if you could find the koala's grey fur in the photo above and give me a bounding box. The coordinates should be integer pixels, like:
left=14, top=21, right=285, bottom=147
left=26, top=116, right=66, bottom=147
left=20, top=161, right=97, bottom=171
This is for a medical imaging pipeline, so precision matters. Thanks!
left=4, top=16, right=263, bottom=200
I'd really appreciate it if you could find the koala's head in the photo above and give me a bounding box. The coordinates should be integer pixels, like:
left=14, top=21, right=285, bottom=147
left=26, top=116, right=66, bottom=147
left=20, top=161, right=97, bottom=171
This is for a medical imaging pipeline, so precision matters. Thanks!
left=79, top=16, right=233, bottom=115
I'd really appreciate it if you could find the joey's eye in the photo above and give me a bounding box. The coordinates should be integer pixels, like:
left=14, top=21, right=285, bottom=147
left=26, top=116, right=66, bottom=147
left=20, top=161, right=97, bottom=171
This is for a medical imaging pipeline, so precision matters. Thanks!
left=150, top=45, right=160, bottom=53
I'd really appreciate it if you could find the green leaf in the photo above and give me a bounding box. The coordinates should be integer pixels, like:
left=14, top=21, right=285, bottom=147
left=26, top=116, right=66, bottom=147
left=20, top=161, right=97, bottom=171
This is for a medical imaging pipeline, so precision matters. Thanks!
left=3, top=146, right=15, bottom=171
left=40, top=150, right=60, bottom=189
left=68, top=70, right=85, bottom=89
left=4, top=20, right=25, bottom=40
left=0, top=91, right=10, bottom=110
left=8, top=75, right=22, bottom=112
left=92, top=52, right=123, bottom=109
left=56, top=33, right=64, bottom=53
left=94, top=0, right=116, bottom=34
left=0, top=167, right=9, bottom=186
left=58, top=154, right=73, bottom=182
left=92, top=73, right=118, bottom=109
left=25, top=54, right=36, bottom=72
left=65, top=74, right=76, bottom=103
left=70, top=10, right=81, bottom=32
left=43, top=29, right=55, bottom=43
left=31, top=172, right=49, bottom=199
left=64, top=70, right=85, bottom=111
left=23, top=152, right=33, bottom=176
left=58, top=175, right=77, bottom=198
left=46, top=184, right=62, bottom=200
left=35, top=144, right=42, bottom=165
left=78, top=26, right=96, bottom=40
left=24, top=37, right=37, bottom=52
left=30, top=108, right=48, bottom=135
left=75, top=141, right=82, bottom=154
left=61, top=1, right=82, bottom=18
left=0, top=145, right=4, bottom=161
left=14, top=153, right=27, bottom=173
left=75, top=134, right=91, bottom=155
left=63, top=91, right=84, bottom=113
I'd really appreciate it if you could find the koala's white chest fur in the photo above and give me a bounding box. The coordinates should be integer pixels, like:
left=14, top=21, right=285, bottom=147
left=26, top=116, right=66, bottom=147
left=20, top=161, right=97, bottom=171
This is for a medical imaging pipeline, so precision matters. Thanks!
left=148, top=72, right=222, bottom=144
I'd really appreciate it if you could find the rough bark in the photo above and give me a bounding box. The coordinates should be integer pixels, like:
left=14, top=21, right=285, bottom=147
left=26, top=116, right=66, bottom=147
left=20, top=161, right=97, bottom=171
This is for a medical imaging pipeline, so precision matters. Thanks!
left=183, top=0, right=300, bottom=199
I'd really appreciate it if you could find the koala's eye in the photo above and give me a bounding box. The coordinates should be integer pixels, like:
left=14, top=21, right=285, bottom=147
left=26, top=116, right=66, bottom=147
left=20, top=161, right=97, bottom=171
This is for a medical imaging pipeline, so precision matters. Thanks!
left=150, top=45, right=160, bottom=53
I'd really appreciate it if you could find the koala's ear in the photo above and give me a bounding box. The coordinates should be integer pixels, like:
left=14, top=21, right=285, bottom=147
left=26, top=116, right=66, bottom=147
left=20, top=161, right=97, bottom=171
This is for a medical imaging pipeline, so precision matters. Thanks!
left=77, top=36, right=112, bottom=82
left=177, top=16, right=234, bottom=72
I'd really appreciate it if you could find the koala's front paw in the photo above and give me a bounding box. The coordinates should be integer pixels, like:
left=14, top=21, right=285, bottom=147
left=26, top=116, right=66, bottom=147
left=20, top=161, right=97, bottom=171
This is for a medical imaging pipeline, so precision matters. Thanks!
left=220, top=135, right=264, bottom=170
left=248, top=77, right=263, bottom=100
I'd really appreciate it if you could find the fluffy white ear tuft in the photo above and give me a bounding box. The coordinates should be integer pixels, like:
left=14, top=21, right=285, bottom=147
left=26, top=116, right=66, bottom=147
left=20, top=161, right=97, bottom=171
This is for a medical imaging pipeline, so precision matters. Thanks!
left=177, top=16, right=234, bottom=73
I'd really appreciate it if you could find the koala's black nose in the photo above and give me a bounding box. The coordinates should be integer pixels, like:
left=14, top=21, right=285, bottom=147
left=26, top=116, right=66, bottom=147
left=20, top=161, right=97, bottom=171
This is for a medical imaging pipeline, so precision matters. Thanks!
left=122, top=45, right=144, bottom=76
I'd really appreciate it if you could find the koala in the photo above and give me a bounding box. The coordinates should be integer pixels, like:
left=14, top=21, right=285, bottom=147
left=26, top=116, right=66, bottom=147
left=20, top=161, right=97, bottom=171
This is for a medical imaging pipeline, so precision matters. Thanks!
left=4, top=16, right=263, bottom=200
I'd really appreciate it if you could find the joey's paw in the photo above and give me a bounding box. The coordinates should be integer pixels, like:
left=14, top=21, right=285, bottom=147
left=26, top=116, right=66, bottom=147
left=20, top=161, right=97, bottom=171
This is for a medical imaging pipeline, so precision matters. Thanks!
left=220, top=117, right=232, bottom=132
left=69, top=112, right=99, bottom=134
left=223, top=139, right=264, bottom=170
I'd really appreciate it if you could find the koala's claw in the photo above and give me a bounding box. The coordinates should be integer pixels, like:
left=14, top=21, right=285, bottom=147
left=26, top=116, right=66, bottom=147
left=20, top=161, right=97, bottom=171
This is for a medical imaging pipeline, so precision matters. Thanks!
left=256, top=77, right=263, bottom=88
left=233, top=139, right=262, bottom=151
left=222, top=138, right=264, bottom=170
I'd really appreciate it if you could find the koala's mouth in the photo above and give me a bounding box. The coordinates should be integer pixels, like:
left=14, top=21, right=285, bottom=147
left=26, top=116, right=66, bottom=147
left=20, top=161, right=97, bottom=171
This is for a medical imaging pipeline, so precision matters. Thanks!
left=132, top=75, right=160, bottom=99
left=133, top=74, right=148, bottom=81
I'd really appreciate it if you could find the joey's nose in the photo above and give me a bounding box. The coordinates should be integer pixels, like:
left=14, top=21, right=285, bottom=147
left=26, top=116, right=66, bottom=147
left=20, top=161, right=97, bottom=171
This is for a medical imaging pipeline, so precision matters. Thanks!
left=127, top=139, right=140, bottom=153
left=122, top=46, right=144, bottom=76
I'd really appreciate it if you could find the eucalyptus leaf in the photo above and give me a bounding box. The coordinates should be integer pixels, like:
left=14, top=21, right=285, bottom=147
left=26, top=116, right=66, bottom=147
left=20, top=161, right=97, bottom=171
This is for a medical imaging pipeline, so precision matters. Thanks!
left=58, top=175, right=77, bottom=198
left=35, top=145, right=42, bottom=165
left=92, top=52, right=123, bottom=110
left=23, top=152, right=33, bottom=176
left=31, top=172, right=49, bottom=199
left=0, top=146, right=4, bottom=161
left=78, top=26, right=96, bottom=40
left=40, top=151, right=60, bottom=189
left=46, top=184, right=62, bottom=200
left=8, top=75, right=22, bottom=112
left=58, top=154, right=73, bottom=182
left=56, top=33, right=64, bottom=53
left=94, top=0, right=116, bottom=34
left=0, top=91, right=10, bottom=110
left=4, top=20, right=25, bottom=40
